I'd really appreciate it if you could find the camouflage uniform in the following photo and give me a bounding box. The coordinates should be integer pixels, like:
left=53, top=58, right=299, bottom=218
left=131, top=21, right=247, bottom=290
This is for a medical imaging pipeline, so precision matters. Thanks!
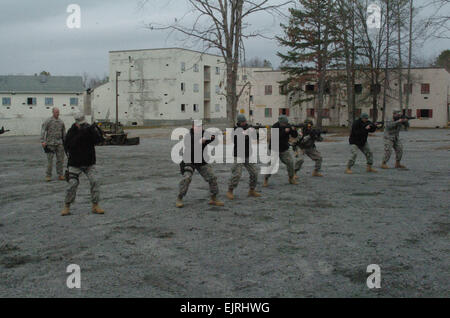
left=65, top=166, right=100, bottom=205
left=295, top=147, right=323, bottom=172
left=229, top=162, right=258, bottom=190
left=383, top=120, right=403, bottom=163
left=179, top=164, right=218, bottom=198
left=41, top=117, right=66, bottom=177
left=265, top=150, right=296, bottom=179
left=348, top=143, right=373, bottom=168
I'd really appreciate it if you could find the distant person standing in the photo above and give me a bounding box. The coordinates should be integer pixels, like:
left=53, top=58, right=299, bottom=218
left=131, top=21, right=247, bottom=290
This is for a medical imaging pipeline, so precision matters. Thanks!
left=41, top=107, right=66, bottom=182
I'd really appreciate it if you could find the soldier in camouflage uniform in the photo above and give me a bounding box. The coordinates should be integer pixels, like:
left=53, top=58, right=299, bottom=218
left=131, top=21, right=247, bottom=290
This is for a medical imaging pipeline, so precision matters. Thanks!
left=226, top=114, right=261, bottom=200
left=263, top=115, right=299, bottom=186
left=176, top=121, right=224, bottom=208
left=293, top=119, right=324, bottom=178
left=381, top=110, right=408, bottom=169
left=61, top=114, right=105, bottom=216
left=40, top=108, right=66, bottom=181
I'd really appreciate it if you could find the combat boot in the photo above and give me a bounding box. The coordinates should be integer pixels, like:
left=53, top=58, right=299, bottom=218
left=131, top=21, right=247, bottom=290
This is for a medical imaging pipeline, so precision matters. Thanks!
left=367, top=165, right=378, bottom=173
left=226, top=189, right=235, bottom=200
left=45, top=176, right=52, bottom=182
left=176, top=196, right=184, bottom=208
left=312, top=170, right=323, bottom=177
left=61, top=204, right=70, bottom=216
left=263, top=177, right=269, bottom=187
left=248, top=189, right=262, bottom=198
left=209, top=196, right=224, bottom=206
left=345, top=167, right=353, bottom=174
left=92, top=204, right=105, bottom=214
left=381, top=162, right=389, bottom=169
left=289, top=177, right=298, bottom=185
left=395, top=161, right=406, bottom=169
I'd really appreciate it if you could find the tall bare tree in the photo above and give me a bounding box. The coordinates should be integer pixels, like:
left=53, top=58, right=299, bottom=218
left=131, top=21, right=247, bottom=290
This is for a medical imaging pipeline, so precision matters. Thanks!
left=144, top=0, right=290, bottom=126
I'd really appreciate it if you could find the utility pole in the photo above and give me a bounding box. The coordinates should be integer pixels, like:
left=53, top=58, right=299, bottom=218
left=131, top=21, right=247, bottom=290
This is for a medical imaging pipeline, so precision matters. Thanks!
left=115, top=71, right=121, bottom=134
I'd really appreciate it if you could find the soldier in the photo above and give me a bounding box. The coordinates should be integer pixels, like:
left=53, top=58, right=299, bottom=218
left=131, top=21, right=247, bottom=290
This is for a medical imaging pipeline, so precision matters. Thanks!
left=226, top=114, right=261, bottom=200
left=41, top=107, right=66, bottom=182
left=263, top=115, right=298, bottom=186
left=61, top=114, right=105, bottom=216
left=381, top=109, right=408, bottom=169
left=176, top=121, right=224, bottom=208
left=345, top=113, right=379, bottom=174
left=293, top=119, right=324, bottom=178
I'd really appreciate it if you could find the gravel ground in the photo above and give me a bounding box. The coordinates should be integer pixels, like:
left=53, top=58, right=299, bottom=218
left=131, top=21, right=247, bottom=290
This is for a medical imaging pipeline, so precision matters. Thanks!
left=0, top=127, right=449, bottom=298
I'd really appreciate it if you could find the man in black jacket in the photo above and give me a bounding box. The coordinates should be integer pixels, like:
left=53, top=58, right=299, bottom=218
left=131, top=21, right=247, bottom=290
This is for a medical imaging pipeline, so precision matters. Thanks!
left=345, top=113, right=379, bottom=174
left=263, top=115, right=298, bottom=186
left=226, top=114, right=261, bottom=200
left=61, top=114, right=105, bottom=216
left=176, top=121, right=224, bottom=208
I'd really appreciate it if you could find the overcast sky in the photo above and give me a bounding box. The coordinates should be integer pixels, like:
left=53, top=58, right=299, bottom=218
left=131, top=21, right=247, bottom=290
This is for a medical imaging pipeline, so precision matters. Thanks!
left=1, top=0, right=448, bottom=79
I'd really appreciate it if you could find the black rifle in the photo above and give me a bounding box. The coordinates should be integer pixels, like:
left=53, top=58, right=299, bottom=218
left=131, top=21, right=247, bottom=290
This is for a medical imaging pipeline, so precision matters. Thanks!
left=294, top=128, right=327, bottom=150
left=367, top=121, right=385, bottom=130
left=0, top=126, right=10, bottom=135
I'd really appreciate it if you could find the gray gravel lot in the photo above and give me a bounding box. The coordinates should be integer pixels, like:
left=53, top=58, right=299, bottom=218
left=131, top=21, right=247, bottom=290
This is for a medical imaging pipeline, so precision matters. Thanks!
left=0, top=127, right=449, bottom=297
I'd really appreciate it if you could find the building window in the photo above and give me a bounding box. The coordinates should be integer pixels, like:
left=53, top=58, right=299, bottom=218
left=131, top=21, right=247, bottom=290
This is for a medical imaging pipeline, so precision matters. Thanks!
left=249, top=110, right=253, bottom=116
left=215, top=85, right=220, bottom=94
left=305, top=84, right=315, bottom=93
left=237, top=75, right=240, bottom=81
left=2, top=97, right=11, bottom=106
left=421, top=83, right=430, bottom=94
left=249, top=95, right=254, bottom=103
left=193, top=84, right=199, bottom=93
left=403, top=83, right=413, bottom=94
left=215, top=67, right=220, bottom=75
left=322, top=108, right=330, bottom=118
left=242, top=75, right=248, bottom=81
left=265, top=85, right=272, bottom=95
left=215, top=104, right=220, bottom=112
left=70, top=98, right=78, bottom=106
left=354, top=84, right=363, bottom=94
left=181, top=82, right=185, bottom=92
left=370, top=84, right=381, bottom=94
left=193, top=104, right=199, bottom=112
left=279, top=85, right=287, bottom=95
left=181, top=62, right=186, bottom=72
left=279, top=108, right=290, bottom=116
left=355, top=108, right=362, bottom=117
left=194, top=64, right=199, bottom=72
left=416, top=109, right=433, bottom=118
left=45, top=97, right=53, bottom=106
left=27, top=97, right=36, bottom=105
left=265, top=108, right=272, bottom=118
left=181, top=104, right=186, bottom=112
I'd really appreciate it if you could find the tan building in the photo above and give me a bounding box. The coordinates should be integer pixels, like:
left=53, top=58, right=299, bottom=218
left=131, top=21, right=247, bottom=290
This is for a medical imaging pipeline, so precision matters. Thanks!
left=237, top=67, right=450, bottom=128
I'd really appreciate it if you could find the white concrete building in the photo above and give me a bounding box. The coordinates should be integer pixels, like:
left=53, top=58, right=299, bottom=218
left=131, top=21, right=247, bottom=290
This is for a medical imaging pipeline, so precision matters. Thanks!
left=0, top=75, right=85, bottom=136
left=238, top=67, right=450, bottom=128
left=92, top=48, right=227, bottom=126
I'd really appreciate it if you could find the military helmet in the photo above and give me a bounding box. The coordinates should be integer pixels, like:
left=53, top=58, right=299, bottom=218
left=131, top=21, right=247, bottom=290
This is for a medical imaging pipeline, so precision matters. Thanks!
left=304, top=119, right=314, bottom=125
left=393, top=109, right=402, bottom=115
left=361, top=113, right=369, bottom=119
left=237, top=114, right=247, bottom=123
left=278, top=115, right=289, bottom=124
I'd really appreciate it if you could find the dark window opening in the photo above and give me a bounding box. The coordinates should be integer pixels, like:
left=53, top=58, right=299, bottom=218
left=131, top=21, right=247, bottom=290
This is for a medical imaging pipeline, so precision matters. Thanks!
left=355, top=84, right=363, bottom=94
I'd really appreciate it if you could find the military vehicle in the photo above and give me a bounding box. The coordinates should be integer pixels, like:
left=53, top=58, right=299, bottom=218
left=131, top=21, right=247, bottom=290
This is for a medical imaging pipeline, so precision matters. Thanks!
left=95, top=121, right=140, bottom=146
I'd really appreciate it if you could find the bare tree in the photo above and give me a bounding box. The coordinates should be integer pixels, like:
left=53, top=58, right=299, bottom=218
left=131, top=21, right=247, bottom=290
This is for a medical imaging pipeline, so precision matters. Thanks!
left=423, top=0, right=450, bottom=39
left=143, top=0, right=291, bottom=126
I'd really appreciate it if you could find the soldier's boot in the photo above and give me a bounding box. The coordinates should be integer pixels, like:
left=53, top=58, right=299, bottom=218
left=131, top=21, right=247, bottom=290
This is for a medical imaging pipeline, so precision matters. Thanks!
left=209, top=196, right=224, bottom=206
left=58, top=175, right=65, bottom=181
left=312, top=170, right=323, bottom=177
left=61, top=204, right=70, bottom=216
left=345, top=167, right=353, bottom=174
left=367, top=165, right=378, bottom=173
left=381, top=162, right=389, bottom=169
left=45, top=176, right=52, bottom=182
left=176, top=196, right=184, bottom=208
left=263, top=177, right=269, bottom=187
left=395, top=161, right=406, bottom=169
left=289, top=177, right=298, bottom=185
left=226, top=189, right=235, bottom=200
left=248, top=189, right=262, bottom=198
left=92, top=204, right=105, bottom=214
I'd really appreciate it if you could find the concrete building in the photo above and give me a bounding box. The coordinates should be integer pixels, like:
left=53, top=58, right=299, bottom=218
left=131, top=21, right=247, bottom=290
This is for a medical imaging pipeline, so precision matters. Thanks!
left=0, top=75, right=85, bottom=135
left=92, top=48, right=228, bottom=126
left=237, top=67, right=450, bottom=128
